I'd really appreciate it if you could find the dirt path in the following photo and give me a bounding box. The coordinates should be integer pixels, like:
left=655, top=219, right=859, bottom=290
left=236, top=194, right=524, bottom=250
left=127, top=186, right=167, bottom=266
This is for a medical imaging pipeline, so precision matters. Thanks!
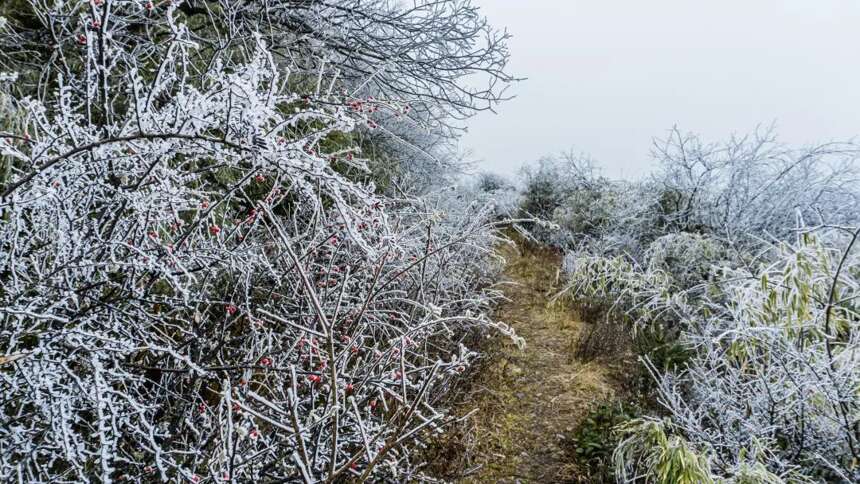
left=427, top=239, right=630, bottom=483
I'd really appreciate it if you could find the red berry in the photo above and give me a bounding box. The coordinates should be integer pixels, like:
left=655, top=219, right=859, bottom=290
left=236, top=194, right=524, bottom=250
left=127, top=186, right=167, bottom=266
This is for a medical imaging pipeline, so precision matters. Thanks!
left=255, top=174, right=265, bottom=183
left=225, top=304, right=238, bottom=315
left=209, top=225, right=221, bottom=235
left=308, top=374, right=321, bottom=384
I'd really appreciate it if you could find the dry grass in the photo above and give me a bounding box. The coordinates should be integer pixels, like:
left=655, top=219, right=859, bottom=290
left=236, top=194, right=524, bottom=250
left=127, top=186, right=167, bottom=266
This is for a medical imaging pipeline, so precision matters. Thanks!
left=423, top=236, right=636, bottom=483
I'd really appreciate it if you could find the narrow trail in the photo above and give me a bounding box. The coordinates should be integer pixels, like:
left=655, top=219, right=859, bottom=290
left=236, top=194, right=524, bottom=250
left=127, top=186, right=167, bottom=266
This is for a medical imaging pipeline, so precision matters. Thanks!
left=428, top=238, right=631, bottom=483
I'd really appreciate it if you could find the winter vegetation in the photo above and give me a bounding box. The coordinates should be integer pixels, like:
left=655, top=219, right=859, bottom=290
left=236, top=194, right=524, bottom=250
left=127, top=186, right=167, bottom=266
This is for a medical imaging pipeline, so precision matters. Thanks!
left=0, top=1, right=522, bottom=481
left=519, top=129, right=860, bottom=482
left=2, top=1, right=859, bottom=484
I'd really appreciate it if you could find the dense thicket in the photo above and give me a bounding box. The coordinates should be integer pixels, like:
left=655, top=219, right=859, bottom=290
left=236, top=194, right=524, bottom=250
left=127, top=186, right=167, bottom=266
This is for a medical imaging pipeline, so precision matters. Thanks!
left=0, top=1, right=517, bottom=482
left=521, top=128, right=860, bottom=482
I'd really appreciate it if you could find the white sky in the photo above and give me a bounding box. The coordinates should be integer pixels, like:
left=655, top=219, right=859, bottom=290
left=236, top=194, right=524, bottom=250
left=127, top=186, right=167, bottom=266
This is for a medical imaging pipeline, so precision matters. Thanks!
left=462, top=0, right=860, bottom=179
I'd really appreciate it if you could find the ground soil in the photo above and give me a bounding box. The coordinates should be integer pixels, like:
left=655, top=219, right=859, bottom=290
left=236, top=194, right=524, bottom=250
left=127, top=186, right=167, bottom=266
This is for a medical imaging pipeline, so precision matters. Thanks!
left=424, top=237, right=636, bottom=483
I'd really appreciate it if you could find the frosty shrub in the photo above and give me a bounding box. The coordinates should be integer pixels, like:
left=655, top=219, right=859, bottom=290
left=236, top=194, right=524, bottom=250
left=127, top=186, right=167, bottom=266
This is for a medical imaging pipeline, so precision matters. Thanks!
left=623, top=228, right=860, bottom=482
left=550, top=126, right=860, bottom=330
left=539, top=127, right=860, bottom=263
left=558, top=246, right=701, bottom=368
left=651, top=126, right=860, bottom=243
left=471, top=172, right=520, bottom=220
left=613, top=418, right=715, bottom=484
left=560, top=251, right=673, bottom=327
left=551, top=183, right=619, bottom=243
left=0, top=1, right=518, bottom=482
left=519, top=152, right=606, bottom=246
left=475, top=172, right=515, bottom=194
left=644, top=232, right=729, bottom=291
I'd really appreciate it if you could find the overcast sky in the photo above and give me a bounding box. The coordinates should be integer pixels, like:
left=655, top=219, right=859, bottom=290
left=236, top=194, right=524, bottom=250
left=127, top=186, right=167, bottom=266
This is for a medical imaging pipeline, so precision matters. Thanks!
left=462, top=0, right=860, bottom=179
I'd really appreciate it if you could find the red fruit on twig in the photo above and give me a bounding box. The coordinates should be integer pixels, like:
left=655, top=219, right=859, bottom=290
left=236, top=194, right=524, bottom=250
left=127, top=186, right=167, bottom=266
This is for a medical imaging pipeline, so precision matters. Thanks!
left=209, top=225, right=221, bottom=235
